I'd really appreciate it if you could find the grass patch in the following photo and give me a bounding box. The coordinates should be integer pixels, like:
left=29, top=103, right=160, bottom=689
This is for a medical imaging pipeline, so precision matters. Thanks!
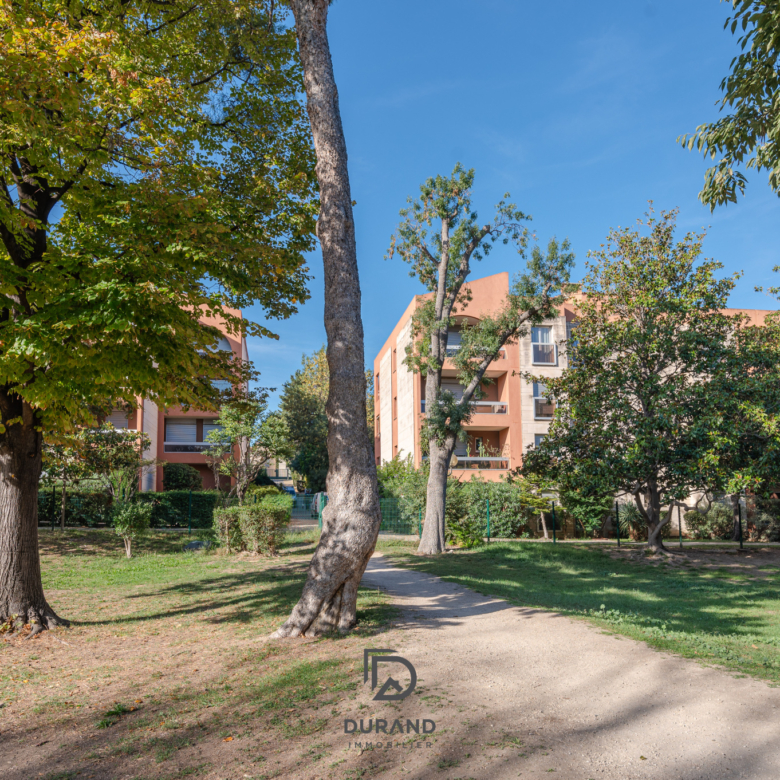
left=382, top=541, right=780, bottom=683
left=2, top=528, right=396, bottom=779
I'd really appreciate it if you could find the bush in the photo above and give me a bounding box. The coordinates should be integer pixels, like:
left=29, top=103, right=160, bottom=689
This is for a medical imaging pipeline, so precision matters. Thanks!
left=162, top=463, right=203, bottom=491
left=246, top=484, right=284, bottom=499
left=684, top=503, right=733, bottom=540
left=446, top=513, right=485, bottom=548
left=136, top=490, right=221, bottom=528
left=214, top=494, right=293, bottom=554
left=463, top=478, right=533, bottom=538
left=112, top=501, right=152, bottom=557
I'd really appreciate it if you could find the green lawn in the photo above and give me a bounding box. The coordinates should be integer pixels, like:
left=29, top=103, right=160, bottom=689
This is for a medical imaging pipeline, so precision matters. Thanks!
left=382, top=541, right=780, bottom=684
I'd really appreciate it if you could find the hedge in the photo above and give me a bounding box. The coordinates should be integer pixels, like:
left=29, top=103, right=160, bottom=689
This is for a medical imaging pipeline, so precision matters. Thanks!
left=136, top=490, right=223, bottom=528
left=38, top=489, right=112, bottom=527
left=214, top=494, right=293, bottom=554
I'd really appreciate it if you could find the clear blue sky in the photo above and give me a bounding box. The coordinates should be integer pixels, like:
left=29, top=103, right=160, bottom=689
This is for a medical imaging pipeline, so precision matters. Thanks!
left=245, top=0, right=780, bottom=406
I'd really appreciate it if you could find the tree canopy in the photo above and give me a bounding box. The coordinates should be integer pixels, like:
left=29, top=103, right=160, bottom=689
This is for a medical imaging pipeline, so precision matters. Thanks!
left=0, top=0, right=318, bottom=436
left=680, top=1, right=780, bottom=208
left=522, top=208, right=756, bottom=550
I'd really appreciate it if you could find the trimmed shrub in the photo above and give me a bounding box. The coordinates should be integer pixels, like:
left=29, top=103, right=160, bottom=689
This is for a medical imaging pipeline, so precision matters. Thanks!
left=214, top=494, right=293, bottom=555
left=136, top=490, right=221, bottom=528
left=246, top=484, right=284, bottom=499
left=112, top=501, right=152, bottom=557
left=162, top=463, right=203, bottom=491
left=462, top=478, right=533, bottom=538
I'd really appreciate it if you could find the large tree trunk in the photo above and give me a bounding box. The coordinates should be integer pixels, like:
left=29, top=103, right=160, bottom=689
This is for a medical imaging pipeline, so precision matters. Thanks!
left=273, top=0, right=381, bottom=638
left=0, top=409, right=68, bottom=637
left=418, top=436, right=455, bottom=554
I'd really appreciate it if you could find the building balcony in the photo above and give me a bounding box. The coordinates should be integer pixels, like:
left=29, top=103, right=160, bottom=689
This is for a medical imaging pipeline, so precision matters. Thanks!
left=452, top=456, right=509, bottom=470
left=265, top=467, right=291, bottom=479
left=163, top=442, right=213, bottom=453
left=421, top=400, right=507, bottom=414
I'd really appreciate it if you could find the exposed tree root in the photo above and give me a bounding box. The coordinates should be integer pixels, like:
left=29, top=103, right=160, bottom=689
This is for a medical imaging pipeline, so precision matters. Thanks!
left=1, top=605, right=70, bottom=640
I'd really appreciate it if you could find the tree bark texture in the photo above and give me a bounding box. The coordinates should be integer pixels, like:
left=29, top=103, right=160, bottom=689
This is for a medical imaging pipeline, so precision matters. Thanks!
left=0, top=401, right=67, bottom=636
left=730, top=493, right=742, bottom=542
left=273, top=0, right=381, bottom=637
left=418, top=435, right=455, bottom=554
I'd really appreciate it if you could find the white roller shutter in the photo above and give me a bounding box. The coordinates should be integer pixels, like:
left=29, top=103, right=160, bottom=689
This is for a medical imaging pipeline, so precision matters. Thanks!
left=203, top=422, right=224, bottom=441
left=165, top=419, right=197, bottom=443
left=107, top=411, right=130, bottom=428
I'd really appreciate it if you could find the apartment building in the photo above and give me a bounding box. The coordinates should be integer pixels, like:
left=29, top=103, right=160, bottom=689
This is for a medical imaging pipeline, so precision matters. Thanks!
left=106, top=308, right=247, bottom=491
left=373, top=272, right=774, bottom=481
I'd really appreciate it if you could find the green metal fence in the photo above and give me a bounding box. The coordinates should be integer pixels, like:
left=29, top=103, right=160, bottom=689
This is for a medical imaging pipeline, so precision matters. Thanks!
left=315, top=495, right=421, bottom=536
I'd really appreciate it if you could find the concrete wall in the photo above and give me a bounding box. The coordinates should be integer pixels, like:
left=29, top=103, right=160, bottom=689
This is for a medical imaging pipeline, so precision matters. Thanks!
left=379, top=348, right=393, bottom=463
left=396, top=317, right=415, bottom=461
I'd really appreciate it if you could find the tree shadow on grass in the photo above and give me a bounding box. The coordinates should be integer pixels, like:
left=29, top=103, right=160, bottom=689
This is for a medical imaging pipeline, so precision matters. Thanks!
left=380, top=543, right=780, bottom=641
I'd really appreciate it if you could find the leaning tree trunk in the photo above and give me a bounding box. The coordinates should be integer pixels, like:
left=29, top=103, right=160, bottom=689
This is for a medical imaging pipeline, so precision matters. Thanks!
left=0, top=411, right=68, bottom=637
left=419, top=436, right=455, bottom=554
left=273, top=0, right=381, bottom=637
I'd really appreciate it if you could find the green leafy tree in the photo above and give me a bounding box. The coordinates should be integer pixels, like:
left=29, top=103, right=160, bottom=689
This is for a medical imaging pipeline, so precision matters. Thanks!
left=205, top=389, right=286, bottom=505
left=162, top=463, right=203, bottom=492
left=112, top=501, right=153, bottom=559
left=680, top=1, right=780, bottom=208
left=387, top=164, right=574, bottom=554
left=523, top=208, right=751, bottom=551
left=279, top=347, right=330, bottom=492
left=0, top=0, right=317, bottom=635
left=42, top=438, right=89, bottom=531
left=80, top=424, right=152, bottom=502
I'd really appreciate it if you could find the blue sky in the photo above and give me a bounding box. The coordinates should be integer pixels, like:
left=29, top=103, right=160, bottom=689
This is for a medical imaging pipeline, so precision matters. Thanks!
left=245, top=0, right=780, bottom=405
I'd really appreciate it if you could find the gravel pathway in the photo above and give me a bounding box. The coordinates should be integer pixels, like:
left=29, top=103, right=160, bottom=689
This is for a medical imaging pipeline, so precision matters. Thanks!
left=361, top=552, right=780, bottom=780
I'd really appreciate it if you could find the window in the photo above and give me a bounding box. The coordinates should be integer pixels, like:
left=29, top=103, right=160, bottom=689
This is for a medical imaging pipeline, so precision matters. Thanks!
left=203, top=422, right=225, bottom=441
left=212, top=379, right=232, bottom=392
left=531, top=326, right=556, bottom=365
left=534, top=433, right=546, bottom=448
left=474, top=436, right=484, bottom=456
left=106, top=411, right=130, bottom=429
left=566, top=322, right=577, bottom=366
left=165, top=419, right=197, bottom=443
left=533, top=381, right=555, bottom=419
left=446, top=330, right=461, bottom=357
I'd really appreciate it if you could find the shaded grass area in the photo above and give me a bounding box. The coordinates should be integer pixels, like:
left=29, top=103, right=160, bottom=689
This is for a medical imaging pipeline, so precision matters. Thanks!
left=1, top=529, right=395, bottom=780
left=382, top=541, right=780, bottom=684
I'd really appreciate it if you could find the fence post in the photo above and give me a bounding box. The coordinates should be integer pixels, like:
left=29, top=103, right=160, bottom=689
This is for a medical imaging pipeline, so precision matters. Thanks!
left=738, top=499, right=744, bottom=550
left=188, top=489, right=192, bottom=535
left=551, top=502, right=556, bottom=544
left=51, top=484, right=55, bottom=531
left=615, top=501, right=620, bottom=548
left=418, top=508, right=422, bottom=539
left=678, top=504, right=683, bottom=549
left=486, top=499, right=490, bottom=543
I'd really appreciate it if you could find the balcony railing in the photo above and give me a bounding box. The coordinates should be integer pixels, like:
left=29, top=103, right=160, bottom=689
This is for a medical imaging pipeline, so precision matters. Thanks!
left=452, top=456, right=509, bottom=470
left=445, top=346, right=507, bottom=359
left=421, top=400, right=507, bottom=414
left=164, top=442, right=212, bottom=453
left=266, top=468, right=291, bottom=479
left=534, top=398, right=555, bottom=419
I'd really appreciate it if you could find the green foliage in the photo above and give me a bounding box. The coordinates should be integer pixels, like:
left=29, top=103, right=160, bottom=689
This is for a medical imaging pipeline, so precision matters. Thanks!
left=136, top=491, right=221, bottom=529
left=246, top=484, right=285, bottom=498
left=523, top=208, right=752, bottom=542
left=112, top=501, right=152, bottom=557
left=38, top=489, right=112, bottom=527
left=680, top=1, right=780, bottom=208
left=279, top=347, right=330, bottom=492
left=204, top=388, right=283, bottom=504
left=213, top=495, right=293, bottom=555
left=0, top=0, right=317, bottom=440
left=463, top=477, right=537, bottom=538
left=388, top=164, right=575, bottom=448
left=445, top=513, right=485, bottom=549
left=162, top=463, right=202, bottom=492
left=559, top=487, right=613, bottom=536
left=684, top=504, right=734, bottom=540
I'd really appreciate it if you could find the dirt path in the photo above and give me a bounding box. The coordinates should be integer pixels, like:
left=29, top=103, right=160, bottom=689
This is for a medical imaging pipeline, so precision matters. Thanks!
left=360, top=552, right=780, bottom=780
